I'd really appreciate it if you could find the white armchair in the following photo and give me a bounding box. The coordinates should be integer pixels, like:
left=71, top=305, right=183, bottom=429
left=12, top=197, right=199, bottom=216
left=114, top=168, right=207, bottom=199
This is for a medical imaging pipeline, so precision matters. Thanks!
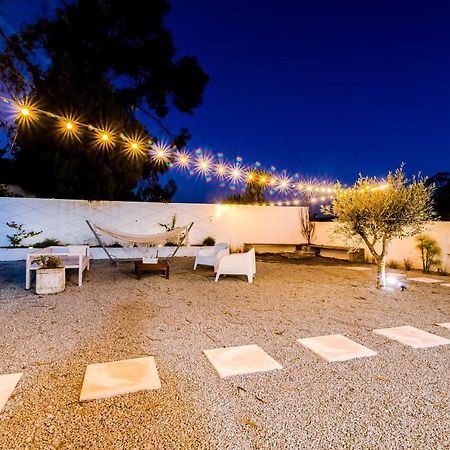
left=215, top=247, right=256, bottom=283
left=194, top=243, right=229, bottom=271
left=26, top=245, right=90, bottom=289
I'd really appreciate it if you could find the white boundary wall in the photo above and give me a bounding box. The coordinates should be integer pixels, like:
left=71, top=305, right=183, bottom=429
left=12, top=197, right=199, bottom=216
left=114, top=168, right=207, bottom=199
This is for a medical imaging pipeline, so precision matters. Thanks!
left=0, top=197, right=306, bottom=252
left=313, top=221, right=450, bottom=269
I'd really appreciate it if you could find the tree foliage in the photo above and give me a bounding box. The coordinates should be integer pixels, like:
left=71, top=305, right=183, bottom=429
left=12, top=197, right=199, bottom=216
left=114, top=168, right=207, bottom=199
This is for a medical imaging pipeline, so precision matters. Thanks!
left=323, top=167, right=436, bottom=288
left=223, top=172, right=267, bottom=204
left=0, top=0, right=208, bottom=200
left=426, top=172, right=450, bottom=221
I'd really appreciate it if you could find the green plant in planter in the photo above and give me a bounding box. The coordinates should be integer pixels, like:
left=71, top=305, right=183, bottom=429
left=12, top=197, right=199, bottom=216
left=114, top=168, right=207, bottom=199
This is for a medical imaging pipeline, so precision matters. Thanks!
left=202, top=236, right=216, bottom=246
left=6, top=221, right=42, bottom=247
left=35, top=255, right=63, bottom=269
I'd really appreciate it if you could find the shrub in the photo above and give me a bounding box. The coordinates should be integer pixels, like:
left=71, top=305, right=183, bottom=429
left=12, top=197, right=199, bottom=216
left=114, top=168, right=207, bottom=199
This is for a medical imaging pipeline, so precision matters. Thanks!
left=438, top=266, right=449, bottom=276
left=403, top=258, right=414, bottom=271
left=387, top=260, right=400, bottom=269
left=202, top=236, right=216, bottom=246
left=416, top=234, right=441, bottom=273
left=6, top=221, right=42, bottom=247
left=33, top=238, right=61, bottom=248
left=35, top=255, right=63, bottom=269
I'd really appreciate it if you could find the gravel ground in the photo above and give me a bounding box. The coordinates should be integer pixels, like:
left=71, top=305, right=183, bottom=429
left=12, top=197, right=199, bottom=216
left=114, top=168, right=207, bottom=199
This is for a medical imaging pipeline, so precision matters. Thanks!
left=0, top=256, right=449, bottom=449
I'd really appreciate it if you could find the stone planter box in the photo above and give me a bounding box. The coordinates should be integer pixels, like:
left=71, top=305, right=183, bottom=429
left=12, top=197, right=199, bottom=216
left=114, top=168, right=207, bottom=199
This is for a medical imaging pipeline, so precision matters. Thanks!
left=36, top=268, right=66, bottom=294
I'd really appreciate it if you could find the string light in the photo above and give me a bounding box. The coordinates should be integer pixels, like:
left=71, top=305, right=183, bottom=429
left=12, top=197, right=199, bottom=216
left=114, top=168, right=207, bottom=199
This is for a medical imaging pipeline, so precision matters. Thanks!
left=0, top=94, right=343, bottom=197
left=94, top=128, right=114, bottom=150
left=150, top=142, right=171, bottom=164
left=228, top=164, right=244, bottom=183
left=214, top=162, right=228, bottom=178
left=194, top=155, right=213, bottom=176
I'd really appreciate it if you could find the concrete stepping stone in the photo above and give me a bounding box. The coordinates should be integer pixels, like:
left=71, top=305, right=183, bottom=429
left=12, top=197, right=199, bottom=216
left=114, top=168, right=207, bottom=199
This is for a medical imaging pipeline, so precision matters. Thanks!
left=437, top=323, right=450, bottom=330
left=0, top=373, right=22, bottom=412
left=373, top=325, right=450, bottom=349
left=203, top=344, right=282, bottom=378
left=407, top=277, right=441, bottom=283
left=80, top=357, right=160, bottom=402
left=297, top=334, right=377, bottom=362
left=345, top=267, right=372, bottom=271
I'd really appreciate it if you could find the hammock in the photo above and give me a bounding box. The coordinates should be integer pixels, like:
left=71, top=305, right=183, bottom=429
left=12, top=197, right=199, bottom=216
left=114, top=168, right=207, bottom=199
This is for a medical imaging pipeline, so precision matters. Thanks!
left=94, top=222, right=192, bottom=247
left=86, top=220, right=194, bottom=265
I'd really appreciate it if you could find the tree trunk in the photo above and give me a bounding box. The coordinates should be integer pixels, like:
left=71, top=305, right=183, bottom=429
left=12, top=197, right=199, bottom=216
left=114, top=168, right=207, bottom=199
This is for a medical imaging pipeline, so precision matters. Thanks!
left=376, top=255, right=386, bottom=289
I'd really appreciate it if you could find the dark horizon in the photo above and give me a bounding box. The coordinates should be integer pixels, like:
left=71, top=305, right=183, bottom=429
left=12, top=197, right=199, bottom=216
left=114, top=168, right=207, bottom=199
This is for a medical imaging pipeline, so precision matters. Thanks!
left=2, top=0, right=450, bottom=202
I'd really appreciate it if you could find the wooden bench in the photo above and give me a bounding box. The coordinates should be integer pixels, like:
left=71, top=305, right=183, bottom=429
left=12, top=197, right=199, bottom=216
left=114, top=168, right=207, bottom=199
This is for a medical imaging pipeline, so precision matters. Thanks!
left=300, top=244, right=364, bottom=262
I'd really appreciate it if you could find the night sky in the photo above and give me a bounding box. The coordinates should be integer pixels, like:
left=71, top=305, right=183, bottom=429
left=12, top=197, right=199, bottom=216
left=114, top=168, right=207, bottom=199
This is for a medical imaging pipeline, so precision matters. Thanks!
left=2, top=0, right=450, bottom=202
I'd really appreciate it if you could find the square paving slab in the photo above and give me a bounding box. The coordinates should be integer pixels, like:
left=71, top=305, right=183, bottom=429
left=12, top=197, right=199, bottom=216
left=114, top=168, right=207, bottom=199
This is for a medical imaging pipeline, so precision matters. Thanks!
left=0, top=373, right=22, bottom=412
left=407, top=277, right=441, bottom=283
left=203, top=344, right=282, bottom=378
left=80, top=357, right=160, bottom=402
left=297, top=334, right=377, bottom=362
left=373, top=326, right=450, bottom=348
left=345, top=267, right=372, bottom=271
left=437, top=323, right=450, bottom=330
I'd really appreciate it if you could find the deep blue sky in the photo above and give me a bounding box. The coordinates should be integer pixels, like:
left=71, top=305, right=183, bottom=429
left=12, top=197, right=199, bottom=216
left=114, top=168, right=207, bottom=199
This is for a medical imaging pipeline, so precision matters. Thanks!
left=2, top=0, right=450, bottom=202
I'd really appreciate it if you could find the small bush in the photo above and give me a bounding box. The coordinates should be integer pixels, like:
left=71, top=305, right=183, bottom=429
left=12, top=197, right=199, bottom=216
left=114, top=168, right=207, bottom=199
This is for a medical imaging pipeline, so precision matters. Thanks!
left=33, top=238, right=61, bottom=248
left=35, top=255, right=63, bottom=269
left=202, top=236, right=216, bottom=246
left=387, top=260, right=400, bottom=269
left=403, top=258, right=414, bottom=271
left=416, top=234, right=441, bottom=273
left=438, top=266, right=449, bottom=276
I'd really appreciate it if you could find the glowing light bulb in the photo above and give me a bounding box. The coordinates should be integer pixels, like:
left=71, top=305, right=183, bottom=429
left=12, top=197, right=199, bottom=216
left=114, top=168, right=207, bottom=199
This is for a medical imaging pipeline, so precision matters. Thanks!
left=131, top=143, right=138, bottom=150
left=157, top=150, right=165, bottom=158
left=101, top=133, right=109, bottom=141
left=66, top=122, right=73, bottom=130
left=20, top=108, right=30, bottom=116
left=260, top=176, right=267, bottom=184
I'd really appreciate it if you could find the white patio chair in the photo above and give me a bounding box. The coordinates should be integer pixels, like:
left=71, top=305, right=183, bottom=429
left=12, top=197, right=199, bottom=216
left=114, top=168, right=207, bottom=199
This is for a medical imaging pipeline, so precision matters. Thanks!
left=215, top=247, right=256, bottom=283
left=194, top=243, right=229, bottom=271
left=26, top=245, right=90, bottom=289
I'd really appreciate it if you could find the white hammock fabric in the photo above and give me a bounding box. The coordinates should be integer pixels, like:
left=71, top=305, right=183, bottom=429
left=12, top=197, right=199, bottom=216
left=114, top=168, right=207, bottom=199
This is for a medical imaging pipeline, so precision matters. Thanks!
left=94, top=222, right=191, bottom=247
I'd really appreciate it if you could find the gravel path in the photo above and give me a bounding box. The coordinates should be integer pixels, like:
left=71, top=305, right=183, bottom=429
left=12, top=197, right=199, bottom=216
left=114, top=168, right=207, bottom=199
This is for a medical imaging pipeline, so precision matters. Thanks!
left=0, top=257, right=449, bottom=449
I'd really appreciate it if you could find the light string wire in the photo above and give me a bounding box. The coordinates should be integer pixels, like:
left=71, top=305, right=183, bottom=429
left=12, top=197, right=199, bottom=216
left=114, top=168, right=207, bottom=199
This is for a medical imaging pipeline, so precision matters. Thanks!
left=0, top=94, right=358, bottom=205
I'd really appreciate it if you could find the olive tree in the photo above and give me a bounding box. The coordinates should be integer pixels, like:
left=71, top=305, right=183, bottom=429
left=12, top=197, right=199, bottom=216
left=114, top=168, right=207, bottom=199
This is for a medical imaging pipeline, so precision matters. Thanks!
left=323, top=168, right=435, bottom=288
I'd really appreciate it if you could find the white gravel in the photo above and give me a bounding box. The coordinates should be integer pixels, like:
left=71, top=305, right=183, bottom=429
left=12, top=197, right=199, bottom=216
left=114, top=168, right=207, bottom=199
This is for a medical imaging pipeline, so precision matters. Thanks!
left=0, top=257, right=449, bottom=449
